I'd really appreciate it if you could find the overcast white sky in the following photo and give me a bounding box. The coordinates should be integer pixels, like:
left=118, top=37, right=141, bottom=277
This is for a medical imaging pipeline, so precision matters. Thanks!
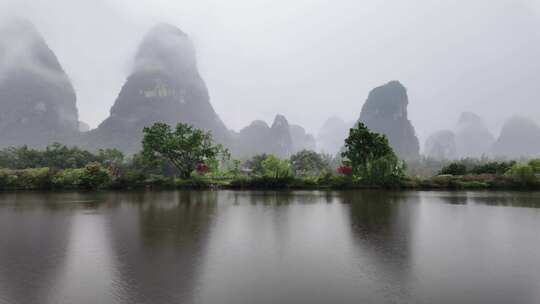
left=1, top=0, right=540, bottom=144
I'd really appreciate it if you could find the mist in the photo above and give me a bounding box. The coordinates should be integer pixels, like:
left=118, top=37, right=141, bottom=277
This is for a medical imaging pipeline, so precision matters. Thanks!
left=1, top=0, right=540, bottom=146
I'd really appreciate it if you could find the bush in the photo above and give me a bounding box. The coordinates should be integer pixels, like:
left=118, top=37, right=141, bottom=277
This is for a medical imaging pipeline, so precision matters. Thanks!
left=262, top=155, right=292, bottom=179
left=80, top=163, right=111, bottom=189
left=470, top=161, right=516, bottom=175
left=53, top=163, right=111, bottom=190
left=439, top=163, right=467, bottom=176
left=108, top=171, right=147, bottom=189
left=0, top=168, right=52, bottom=190
left=363, top=155, right=405, bottom=187
left=53, top=168, right=85, bottom=189
left=506, top=164, right=538, bottom=187
left=528, top=159, right=540, bottom=174
left=146, top=174, right=175, bottom=188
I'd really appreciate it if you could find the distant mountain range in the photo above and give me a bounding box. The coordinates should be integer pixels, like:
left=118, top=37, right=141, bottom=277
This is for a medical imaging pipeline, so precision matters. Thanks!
left=1, top=19, right=539, bottom=159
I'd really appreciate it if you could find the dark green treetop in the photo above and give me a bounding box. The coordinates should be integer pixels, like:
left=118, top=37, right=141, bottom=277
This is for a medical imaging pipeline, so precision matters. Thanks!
left=142, top=122, right=228, bottom=179
left=342, top=122, right=394, bottom=174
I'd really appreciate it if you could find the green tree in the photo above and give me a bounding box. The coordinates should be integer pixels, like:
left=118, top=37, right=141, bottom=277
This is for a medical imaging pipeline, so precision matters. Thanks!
left=245, top=154, right=269, bottom=176
left=142, top=122, right=228, bottom=179
left=528, top=159, right=540, bottom=174
left=97, top=149, right=124, bottom=166
left=42, top=143, right=97, bottom=169
left=0, top=146, right=42, bottom=169
left=80, top=163, right=111, bottom=189
left=506, top=163, right=537, bottom=187
left=290, top=150, right=329, bottom=177
left=341, top=122, right=395, bottom=176
left=363, top=154, right=405, bottom=186
left=262, top=155, right=291, bottom=179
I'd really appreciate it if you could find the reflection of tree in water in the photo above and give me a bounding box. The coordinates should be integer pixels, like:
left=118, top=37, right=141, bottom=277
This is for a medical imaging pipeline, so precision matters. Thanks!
left=242, top=190, right=324, bottom=206
left=106, top=190, right=218, bottom=304
left=439, top=192, right=468, bottom=205
left=0, top=193, right=73, bottom=304
left=466, top=192, right=540, bottom=209
left=340, top=190, right=416, bottom=302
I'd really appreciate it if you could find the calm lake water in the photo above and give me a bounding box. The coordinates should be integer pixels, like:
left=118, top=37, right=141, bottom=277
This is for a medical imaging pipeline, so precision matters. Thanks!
left=0, top=190, right=540, bottom=304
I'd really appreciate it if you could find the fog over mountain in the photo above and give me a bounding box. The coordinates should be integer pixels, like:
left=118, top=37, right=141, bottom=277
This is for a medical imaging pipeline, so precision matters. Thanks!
left=1, top=0, right=540, bottom=157
left=0, top=19, right=79, bottom=148
left=424, top=130, right=457, bottom=160
left=455, top=112, right=495, bottom=158
left=232, top=115, right=294, bottom=158
left=83, top=23, right=231, bottom=153
left=492, top=116, right=540, bottom=158
left=358, top=81, right=420, bottom=160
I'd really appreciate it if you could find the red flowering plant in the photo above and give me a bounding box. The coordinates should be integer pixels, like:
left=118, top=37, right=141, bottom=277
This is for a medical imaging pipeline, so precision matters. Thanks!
left=195, top=163, right=210, bottom=174
left=337, top=165, right=353, bottom=176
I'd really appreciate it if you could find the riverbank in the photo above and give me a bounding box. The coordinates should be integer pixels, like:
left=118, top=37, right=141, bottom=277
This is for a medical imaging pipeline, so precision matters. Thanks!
left=1, top=167, right=538, bottom=191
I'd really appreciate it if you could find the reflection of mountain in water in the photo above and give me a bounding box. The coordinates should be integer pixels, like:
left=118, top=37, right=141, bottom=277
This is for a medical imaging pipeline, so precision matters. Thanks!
left=105, top=191, right=218, bottom=304
left=0, top=193, right=73, bottom=304
left=341, top=191, right=416, bottom=302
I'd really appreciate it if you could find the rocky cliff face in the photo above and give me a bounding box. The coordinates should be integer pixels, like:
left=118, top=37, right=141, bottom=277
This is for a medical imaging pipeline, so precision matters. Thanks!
left=85, top=24, right=230, bottom=153
left=0, top=19, right=79, bottom=148
left=492, top=116, right=540, bottom=158
left=358, top=81, right=420, bottom=160
left=455, top=112, right=495, bottom=158
left=424, top=130, right=457, bottom=160
left=290, top=124, right=316, bottom=153
left=316, top=116, right=352, bottom=155
left=233, top=115, right=294, bottom=158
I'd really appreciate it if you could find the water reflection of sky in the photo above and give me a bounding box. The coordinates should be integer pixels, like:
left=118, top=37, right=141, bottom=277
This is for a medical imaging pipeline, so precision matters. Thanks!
left=0, top=191, right=539, bottom=304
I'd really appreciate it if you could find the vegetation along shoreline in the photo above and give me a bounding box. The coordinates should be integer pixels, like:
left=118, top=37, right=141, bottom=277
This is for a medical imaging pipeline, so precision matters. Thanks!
left=1, top=122, right=539, bottom=192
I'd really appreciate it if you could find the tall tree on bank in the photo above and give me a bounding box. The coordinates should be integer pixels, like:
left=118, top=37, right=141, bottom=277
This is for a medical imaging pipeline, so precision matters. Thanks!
left=342, top=122, right=404, bottom=185
left=142, top=122, right=228, bottom=178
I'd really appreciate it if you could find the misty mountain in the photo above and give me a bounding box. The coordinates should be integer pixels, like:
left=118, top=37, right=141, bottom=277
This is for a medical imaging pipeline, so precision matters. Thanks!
left=83, top=23, right=231, bottom=153
left=492, top=116, right=540, bottom=158
left=290, top=124, right=316, bottom=153
left=0, top=19, right=79, bottom=148
left=316, top=116, right=352, bottom=155
left=358, top=81, right=420, bottom=160
left=424, top=130, right=457, bottom=160
left=455, top=112, right=495, bottom=158
left=232, top=114, right=294, bottom=158
left=78, top=121, right=90, bottom=132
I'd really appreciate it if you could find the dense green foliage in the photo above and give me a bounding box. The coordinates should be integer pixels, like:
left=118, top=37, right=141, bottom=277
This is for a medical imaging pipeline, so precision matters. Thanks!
left=341, top=122, right=404, bottom=186
left=142, top=122, right=228, bottom=178
left=439, top=163, right=467, bottom=176
left=261, top=155, right=292, bottom=179
left=342, top=122, right=394, bottom=175
left=0, top=122, right=539, bottom=191
left=289, top=150, right=330, bottom=177
left=52, top=163, right=111, bottom=190
left=440, top=160, right=516, bottom=176
left=0, top=143, right=123, bottom=170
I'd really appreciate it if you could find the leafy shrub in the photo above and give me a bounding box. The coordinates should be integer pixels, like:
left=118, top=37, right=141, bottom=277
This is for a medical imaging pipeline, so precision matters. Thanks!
left=53, top=163, right=111, bottom=190
left=80, top=163, right=111, bottom=189
left=146, top=174, right=175, bottom=188
left=470, top=161, right=516, bottom=175
left=528, top=159, right=540, bottom=174
left=290, top=150, right=329, bottom=177
left=53, top=168, right=84, bottom=189
left=262, top=155, right=292, bottom=179
left=439, top=163, right=467, bottom=176
left=506, top=164, right=538, bottom=187
left=0, top=168, right=52, bottom=190
left=108, top=171, right=147, bottom=189
left=363, top=155, right=405, bottom=187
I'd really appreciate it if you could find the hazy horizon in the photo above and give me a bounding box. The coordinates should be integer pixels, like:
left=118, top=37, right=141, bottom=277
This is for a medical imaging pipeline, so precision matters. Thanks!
left=1, top=0, right=540, bottom=145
